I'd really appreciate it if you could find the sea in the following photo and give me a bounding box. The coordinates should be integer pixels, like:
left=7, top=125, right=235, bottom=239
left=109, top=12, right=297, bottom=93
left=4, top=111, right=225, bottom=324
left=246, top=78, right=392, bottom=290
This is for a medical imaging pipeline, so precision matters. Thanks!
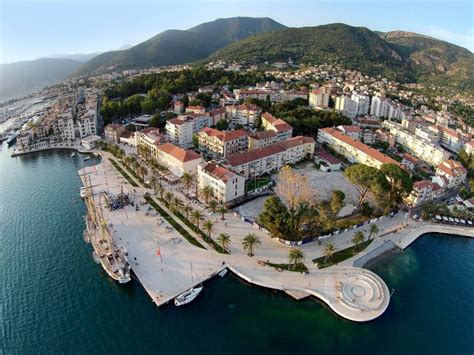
left=1, top=144, right=473, bottom=354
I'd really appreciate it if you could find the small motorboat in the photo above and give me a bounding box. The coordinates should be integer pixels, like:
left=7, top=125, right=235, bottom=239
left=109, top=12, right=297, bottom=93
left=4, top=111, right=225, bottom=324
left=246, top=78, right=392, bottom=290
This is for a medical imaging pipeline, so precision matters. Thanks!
left=83, top=230, right=90, bottom=243
left=174, top=286, right=203, bottom=306
left=92, top=251, right=101, bottom=264
left=84, top=156, right=90, bottom=161
left=218, top=269, right=227, bottom=277
left=80, top=187, right=87, bottom=198
left=71, top=152, right=76, bottom=157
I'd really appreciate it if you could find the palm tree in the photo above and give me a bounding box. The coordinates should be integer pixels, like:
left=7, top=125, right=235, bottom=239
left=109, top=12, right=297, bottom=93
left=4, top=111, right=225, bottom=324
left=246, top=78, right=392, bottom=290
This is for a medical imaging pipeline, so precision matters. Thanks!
left=351, top=231, right=365, bottom=251
left=208, top=200, right=218, bottom=213
left=183, top=203, right=192, bottom=220
left=156, top=181, right=165, bottom=200
left=164, top=191, right=174, bottom=206
left=203, top=220, right=214, bottom=238
left=369, top=224, right=379, bottom=240
left=218, top=205, right=228, bottom=220
left=242, top=233, right=261, bottom=257
left=180, top=172, right=193, bottom=194
left=323, top=242, right=336, bottom=262
left=170, top=197, right=183, bottom=213
left=200, top=185, right=213, bottom=204
left=140, top=165, right=148, bottom=182
left=191, top=210, right=204, bottom=230
left=217, top=233, right=231, bottom=253
left=149, top=176, right=157, bottom=193
left=288, top=248, right=305, bottom=270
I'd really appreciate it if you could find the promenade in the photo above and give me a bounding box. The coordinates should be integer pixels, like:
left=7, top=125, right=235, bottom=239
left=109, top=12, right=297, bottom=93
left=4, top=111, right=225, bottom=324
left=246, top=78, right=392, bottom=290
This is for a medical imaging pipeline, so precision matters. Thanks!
left=11, top=141, right=92, bottom=157
left=78, top=152, right=473, bottom=322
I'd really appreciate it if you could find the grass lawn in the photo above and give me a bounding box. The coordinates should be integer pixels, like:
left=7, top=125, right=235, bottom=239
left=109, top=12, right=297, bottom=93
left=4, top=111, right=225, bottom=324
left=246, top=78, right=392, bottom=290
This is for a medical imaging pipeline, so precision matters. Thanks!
left=109, top=158, right=139, bottom=187
left=313, top=239, right=374, bottom=269
left=264, top=261, right=309, bottom=273
left=245, top=176, right=271, bottom=192
left=121, top=162, right=145, bottom=184
left=144, top=196, right=206, bottom=249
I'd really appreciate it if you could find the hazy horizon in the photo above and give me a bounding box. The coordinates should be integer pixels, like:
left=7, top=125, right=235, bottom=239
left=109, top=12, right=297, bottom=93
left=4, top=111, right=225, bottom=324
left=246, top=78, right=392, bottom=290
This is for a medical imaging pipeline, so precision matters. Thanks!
left=1, top=0, right=473, bottom=64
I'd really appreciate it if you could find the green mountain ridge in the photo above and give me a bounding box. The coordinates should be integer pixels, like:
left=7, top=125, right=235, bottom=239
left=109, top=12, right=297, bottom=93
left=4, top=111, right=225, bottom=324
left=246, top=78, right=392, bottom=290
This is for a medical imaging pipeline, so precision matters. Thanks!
left=74, top=17, right=285, bottom=75
left=209, top=23, right=473, bottom=92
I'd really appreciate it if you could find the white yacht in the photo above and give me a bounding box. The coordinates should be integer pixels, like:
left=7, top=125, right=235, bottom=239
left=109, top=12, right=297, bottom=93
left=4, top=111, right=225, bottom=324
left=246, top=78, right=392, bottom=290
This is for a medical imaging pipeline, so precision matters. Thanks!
left=174, top=286, right=203, bottom=306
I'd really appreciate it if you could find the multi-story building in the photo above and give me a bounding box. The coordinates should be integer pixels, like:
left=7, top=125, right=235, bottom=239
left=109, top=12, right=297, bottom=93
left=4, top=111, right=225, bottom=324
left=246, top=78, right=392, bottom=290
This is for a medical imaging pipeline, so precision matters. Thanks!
left=136, top=128, right=166, bottom=158
left=337, top=125, right=362, bottom=141
left=464, top=141, right=474, bottom=155
left=53, top=114, right=75, bottom=142
left=370, top=96, right=389, bottom=118
left=433, top=159, right=467, bottom=189
left=335, top=96, right=358, bottom=118
left=317, top=127, right=401, bottom=170
left=197, top=162, right=246, bottom=204
left=155, top=142, right=202, bottom=177
left=225, top=103, right=262, bottom=127
left=165, top=116, right=195, bottom=148
left=382, top=120, right=451, bottom=166
left=104, top=124, right=125, bottom=143
left=261, top=113, right=293, bottom=141
left=428, top=125, right=464, bottom=152
left=248, top=130, right=278, bottom=151
left=405, top=180, right=442, bottom=207
left=197, top=127, right=249, bottom=159
left=174, top=100, right=184, bottom=114
left=185, top=105, right=206, bottom=114
left=225, top=136, right=315, bottom=178
left=309, top=89, right=329, bottom=109
left=16, top=132, right=31, bottom=151
left=77, top=110, right=97, bottom=138
left=351, top=93, right=370, bottom=116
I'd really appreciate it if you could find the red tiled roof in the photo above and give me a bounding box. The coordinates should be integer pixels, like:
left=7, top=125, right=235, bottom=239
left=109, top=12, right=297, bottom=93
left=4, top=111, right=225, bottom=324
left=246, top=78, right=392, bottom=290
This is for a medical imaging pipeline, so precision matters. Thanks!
left=250, top=130, right=277, bottom=140
left=186, top=105, right=205, bottom=111
left=167, top=116, right=193, bottom=125
left=436, top=159, right=467, bottom=177
left=202, top=163, right=237, bottom=183
left=339, top=125, right=362, bottom=133
left=402, top=153, right=419, bottom=165
left=199, top=127, right=248, bottom=142
left=413, top=180, right=431, bottom=190
left=157, top=143, right=201, bottom=162
left=314, top=149, right=341, bottom=165
left=320, top=127, right=402, bottom=168
left=226, top=136, right=314, bottom=166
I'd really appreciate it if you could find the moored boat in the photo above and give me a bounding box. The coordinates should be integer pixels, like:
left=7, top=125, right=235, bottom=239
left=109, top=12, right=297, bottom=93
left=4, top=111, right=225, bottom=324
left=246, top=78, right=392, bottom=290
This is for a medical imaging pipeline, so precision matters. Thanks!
left=218, top=269, right=227, bottom=277
left=174, top=286, right=203, bottom=306
left=92, top=251, right=101, bottom=264
left=71, top=152, right=76, bottom=157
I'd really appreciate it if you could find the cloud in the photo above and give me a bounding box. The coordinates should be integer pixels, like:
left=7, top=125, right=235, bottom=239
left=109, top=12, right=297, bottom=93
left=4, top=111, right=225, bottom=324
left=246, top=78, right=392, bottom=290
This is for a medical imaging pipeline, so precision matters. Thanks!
left=423, top=26, right=474, bottom=52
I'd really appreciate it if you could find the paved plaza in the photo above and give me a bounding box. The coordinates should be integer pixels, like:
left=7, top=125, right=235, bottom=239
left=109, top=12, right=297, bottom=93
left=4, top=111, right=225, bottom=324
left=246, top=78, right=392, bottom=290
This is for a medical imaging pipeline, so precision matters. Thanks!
left=79, top=152, right=474, bottom=322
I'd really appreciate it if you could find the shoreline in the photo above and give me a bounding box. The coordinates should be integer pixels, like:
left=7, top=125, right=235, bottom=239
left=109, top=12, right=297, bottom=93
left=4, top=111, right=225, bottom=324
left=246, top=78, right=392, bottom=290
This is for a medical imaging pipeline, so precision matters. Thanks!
left=11, top=144, right=94, bottom=157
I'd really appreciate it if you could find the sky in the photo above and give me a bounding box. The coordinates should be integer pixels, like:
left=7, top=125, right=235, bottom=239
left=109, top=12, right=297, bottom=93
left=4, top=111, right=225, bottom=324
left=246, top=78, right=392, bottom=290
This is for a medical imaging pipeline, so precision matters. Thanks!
left=0, top=0, right=473, bottom=64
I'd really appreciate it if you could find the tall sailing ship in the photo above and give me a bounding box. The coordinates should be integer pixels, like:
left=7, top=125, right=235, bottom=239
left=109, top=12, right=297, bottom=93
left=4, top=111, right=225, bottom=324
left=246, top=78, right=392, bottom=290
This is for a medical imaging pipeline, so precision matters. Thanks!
left=81, top=170, right=131, bottom=284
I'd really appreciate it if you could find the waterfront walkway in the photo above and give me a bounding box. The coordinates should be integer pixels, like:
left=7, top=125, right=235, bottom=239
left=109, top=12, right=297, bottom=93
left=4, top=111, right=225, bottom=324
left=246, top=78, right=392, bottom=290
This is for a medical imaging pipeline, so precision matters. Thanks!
left=78, top=153, right=473, bottom=322
left=11, top=141, right=92, bottom=157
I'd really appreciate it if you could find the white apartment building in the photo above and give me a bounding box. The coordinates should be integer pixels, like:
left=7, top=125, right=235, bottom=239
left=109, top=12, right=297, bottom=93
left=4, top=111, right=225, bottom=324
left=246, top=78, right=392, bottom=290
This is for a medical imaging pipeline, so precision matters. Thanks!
left=53, top=115, right=75, bottom=142
left=77, top=110, right=97, bottom=138
left=382, top=120, right=451, bottom=166
left=197, top=127, right=249, bottom=159
left=351, top=93, right=370, bottom=116
left=428, top=125, right=464, bottom=152
left=165, top=116, right=195, bottom=148
left=309, top=89, right=329, bottom=109
left=197, top=163, right=246, bottom=204
left=317, top=127, right=401, bottom=170
left=261, top=113, right=293, bottom=141
left=136, top=128, right=165, bottom=158
left=433, top=159, right=467, bottom=189
left=370, top=96, right=389, bottom=118
left=225, top=136, right=315, bottom=178
left=248, top=130, right=278, bottom=151
left=405, top=180, right=442, bottom=207
left=155, top=142, right=202, bottom=177
left=337, top=125, right=362, bottom=141
left=225, top=103, right=262, bottom=127
left=335, top=96, right=358, bottom=118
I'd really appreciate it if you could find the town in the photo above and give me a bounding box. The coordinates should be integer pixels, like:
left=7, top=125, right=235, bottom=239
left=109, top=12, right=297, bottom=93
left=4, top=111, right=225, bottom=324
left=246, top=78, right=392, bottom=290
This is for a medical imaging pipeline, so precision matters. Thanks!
left=5, top=58, right=474, bottom=320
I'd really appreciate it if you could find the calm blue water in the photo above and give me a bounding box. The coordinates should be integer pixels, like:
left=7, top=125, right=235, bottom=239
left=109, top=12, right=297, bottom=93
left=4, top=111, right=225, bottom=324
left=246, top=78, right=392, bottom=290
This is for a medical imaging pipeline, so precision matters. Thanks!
left=1, top=144, right=473, bottom=354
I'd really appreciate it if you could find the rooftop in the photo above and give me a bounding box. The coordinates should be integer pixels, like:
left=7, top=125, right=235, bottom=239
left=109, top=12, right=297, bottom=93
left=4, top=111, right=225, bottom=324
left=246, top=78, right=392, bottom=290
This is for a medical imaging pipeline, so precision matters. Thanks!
left=157, top=143, right=201, bottom=162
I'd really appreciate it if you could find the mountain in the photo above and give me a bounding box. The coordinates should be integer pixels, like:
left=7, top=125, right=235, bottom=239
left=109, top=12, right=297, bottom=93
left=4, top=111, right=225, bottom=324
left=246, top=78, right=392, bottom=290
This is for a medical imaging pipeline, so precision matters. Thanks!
left=74, top=17, right=285, bottom=75
left=0, top=58, right=82, bottom=102
left=209, top=23, right=473, bottom=91
left=46, top=52, right=102, bottom=62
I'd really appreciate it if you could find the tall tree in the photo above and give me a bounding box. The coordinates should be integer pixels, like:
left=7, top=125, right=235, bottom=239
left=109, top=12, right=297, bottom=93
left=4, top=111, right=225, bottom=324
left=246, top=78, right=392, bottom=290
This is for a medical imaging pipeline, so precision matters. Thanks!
left=380, top=163, right=413, bottom=210
left=203, top=220, right=214, bottom=238
left=344, top=164, right=389, bottom=207
left=242, top=233, right=261, bottom=257
left=191, top=210, right=204, bottom=230
left=217, top=233, right=231, bottom=253
left=288, top=248, right=305, bottom=270
left=351, top=231, right=365, bottom=251
left=323, top=242, right=336, bottom=262
left=330, top=190, right=345, bottom=215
